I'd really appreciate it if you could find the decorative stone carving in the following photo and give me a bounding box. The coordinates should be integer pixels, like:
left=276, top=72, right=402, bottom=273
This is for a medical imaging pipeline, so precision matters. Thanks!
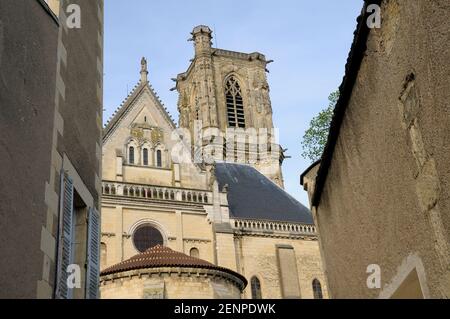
left=151, top=128, right=164, bottom=145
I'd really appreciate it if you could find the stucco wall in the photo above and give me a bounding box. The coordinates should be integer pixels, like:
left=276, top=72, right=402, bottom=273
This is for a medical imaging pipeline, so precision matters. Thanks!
left=314, top=0, right=450, bottom=299
left=0, top=0, right=59, bottom=299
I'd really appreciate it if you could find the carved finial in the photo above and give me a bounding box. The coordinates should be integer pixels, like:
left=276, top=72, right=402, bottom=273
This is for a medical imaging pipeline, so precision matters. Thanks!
left=140, top=57, right=148, bottom=83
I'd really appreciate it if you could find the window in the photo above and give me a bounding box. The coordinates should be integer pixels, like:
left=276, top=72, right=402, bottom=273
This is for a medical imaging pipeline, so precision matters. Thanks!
left=156, top=150, right=162, bottom=167
left=143, top=148, right=149, bottom=166
left=129, top=146, right=135, bottom=164
left=225, top=76, right=245, bottom=128
left=251, top=277, right=262, bottom=299
left=190, top=248, right=200, bottom=258
left=133, top=225, right=164, bottom=253
left=312, top=279, right=323, bottom=299
left=55, top=172, right=100, bottom=299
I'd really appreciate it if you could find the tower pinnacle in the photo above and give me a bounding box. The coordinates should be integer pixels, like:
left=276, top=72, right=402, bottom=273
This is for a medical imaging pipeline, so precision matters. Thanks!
left=190, top=25, right=213, bottom=56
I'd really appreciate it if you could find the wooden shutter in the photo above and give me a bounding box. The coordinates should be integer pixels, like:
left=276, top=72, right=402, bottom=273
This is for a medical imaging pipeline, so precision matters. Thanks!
left=55, top=172, right=74, bottom=299
left=86, top=207, right=100, bottom=299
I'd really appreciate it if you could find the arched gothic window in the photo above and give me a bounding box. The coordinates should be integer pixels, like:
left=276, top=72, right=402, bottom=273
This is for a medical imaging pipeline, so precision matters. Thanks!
left=143, top=148, right=149, bottom=166
left=129, top=146, right=135, bottom=164
left=251, top=276, right=262, bottom=299
left=312, top=279, right=323, bottom=299
left=156, top=150, right=162, bottom=167
left=190, top=248, right=200, bottom=258
left=225, top=76, right=245, bottom=128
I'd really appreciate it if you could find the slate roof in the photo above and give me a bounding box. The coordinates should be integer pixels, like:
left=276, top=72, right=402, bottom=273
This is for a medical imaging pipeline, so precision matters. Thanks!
left=215, top=163, right=314, bottom=224
left=100, top=245, right=247, bottom=288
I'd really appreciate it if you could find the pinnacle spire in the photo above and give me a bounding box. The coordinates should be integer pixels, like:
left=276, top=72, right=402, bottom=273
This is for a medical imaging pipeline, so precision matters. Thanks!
left=140, top=57, right=148, bottom=83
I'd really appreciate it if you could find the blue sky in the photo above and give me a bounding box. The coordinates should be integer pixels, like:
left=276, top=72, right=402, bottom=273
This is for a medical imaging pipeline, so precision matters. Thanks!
left=104, top=0, right=363, bottom=206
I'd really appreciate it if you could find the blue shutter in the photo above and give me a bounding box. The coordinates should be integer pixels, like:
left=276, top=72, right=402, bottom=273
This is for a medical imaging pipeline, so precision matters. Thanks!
left=56, top=172, right=74, bottom=299
left=86, top=207, right=100, bottom=299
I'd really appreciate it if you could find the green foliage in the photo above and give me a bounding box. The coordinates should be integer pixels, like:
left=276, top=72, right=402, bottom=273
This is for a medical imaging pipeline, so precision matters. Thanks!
left=301, top=90, right=339, bottom=162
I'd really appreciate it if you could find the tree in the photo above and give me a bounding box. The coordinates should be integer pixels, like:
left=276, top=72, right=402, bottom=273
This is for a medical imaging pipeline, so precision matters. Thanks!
left=301, top=90, right=339, bottom=162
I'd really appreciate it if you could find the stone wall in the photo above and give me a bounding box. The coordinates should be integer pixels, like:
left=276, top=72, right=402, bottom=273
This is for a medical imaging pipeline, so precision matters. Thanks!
left=101, top=204, right=215, bottom=269
left=237, top=235, right=328, bottom=299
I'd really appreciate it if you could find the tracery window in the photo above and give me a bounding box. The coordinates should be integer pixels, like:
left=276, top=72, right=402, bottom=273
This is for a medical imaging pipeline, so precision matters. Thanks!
left=225, top=76, right=245, bottom=128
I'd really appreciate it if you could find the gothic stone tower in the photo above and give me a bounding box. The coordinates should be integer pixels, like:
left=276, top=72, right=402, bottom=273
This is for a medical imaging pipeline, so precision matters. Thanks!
left=175, top=25, right=284, bottom=188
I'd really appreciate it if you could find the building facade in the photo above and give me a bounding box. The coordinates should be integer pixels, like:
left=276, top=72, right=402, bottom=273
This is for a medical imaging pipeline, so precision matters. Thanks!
left=301, top=0, right=450, bottom=299
left=0, top=0, right=103, bottom=299
left=101, top=26, right=327, bottom=299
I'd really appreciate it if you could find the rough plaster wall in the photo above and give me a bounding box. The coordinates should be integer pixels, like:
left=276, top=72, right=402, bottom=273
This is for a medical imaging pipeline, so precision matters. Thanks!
left=317, top=0, right=450, bottom=299
left=0, top=0, right=58, bottom=298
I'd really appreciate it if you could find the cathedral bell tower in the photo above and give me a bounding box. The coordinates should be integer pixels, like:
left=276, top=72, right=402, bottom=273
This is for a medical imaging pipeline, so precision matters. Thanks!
left=175, top=25, right=285, bottom=188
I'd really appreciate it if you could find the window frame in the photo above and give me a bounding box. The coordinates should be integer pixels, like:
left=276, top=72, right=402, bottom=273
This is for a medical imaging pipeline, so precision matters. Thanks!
left=143, top=148, right=149, bottom=166
left=312, top=278, right=323, bottom=299
left=224, top=76, right=246, bottom=128
left=250, top=276, right=262, bottom=299
left=129, top=146, right=135, bottom=165
left=132, top=224, right=164, bottom=253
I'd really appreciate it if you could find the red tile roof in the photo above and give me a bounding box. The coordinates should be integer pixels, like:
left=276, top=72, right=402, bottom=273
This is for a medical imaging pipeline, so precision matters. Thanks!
left=101, top=245, right=247, bottom=287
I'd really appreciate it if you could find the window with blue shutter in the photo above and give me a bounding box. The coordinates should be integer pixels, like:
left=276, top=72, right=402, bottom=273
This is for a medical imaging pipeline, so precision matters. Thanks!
left=55, top=171, right=74, bottom=299
left=86, top=207, right=100, bottom=299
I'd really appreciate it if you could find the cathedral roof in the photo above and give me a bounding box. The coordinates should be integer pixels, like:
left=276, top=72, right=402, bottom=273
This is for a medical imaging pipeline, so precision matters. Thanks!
left=100, top=245, right=247, bottom=286
left=215, top=163, right=314, bottom=224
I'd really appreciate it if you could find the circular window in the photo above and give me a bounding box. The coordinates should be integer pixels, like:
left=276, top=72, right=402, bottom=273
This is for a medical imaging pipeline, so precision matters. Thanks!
left=132, top=225, right=164, bottom=253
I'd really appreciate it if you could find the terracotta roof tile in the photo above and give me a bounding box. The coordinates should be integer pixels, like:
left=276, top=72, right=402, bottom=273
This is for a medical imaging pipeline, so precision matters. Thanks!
left=100, top=245, right=247, bottom=287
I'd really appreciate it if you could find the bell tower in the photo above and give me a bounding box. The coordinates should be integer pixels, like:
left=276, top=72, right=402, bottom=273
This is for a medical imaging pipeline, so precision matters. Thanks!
left=175, top=25, right=284, bottom=188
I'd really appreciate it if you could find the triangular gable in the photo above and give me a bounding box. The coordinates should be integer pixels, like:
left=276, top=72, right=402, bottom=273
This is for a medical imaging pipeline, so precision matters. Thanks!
left=103, top=80, right=176, bottom=144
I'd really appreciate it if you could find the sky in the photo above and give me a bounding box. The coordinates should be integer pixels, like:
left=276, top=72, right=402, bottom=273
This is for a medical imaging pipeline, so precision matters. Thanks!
left=104, top=0, right=363, bottom=206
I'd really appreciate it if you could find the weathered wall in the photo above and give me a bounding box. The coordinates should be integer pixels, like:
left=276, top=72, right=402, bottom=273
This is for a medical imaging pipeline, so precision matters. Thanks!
left=0, top=0, right=104, bottom=298
left=57, top=0, right=103, bottom=209
left=0, top=0, right=58, bottom=299
left=314, top=0, right=450, bottom=299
